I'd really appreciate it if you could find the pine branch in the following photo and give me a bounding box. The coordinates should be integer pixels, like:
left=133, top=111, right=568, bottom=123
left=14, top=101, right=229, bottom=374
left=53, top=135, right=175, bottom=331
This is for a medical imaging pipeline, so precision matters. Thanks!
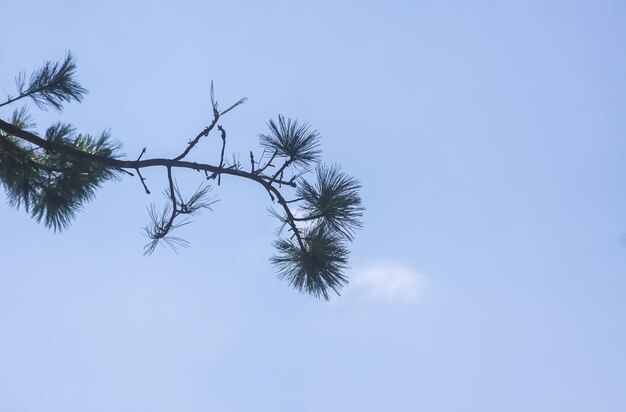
left=0, top=115, right=362, bottom=298
left=143, top=177, right=215, bottom=254
left=0, top=119, right=297, bottom=186
left=0, top=55, right=363, bottom=299
left=259, top=115, right=321, bottom=167
left=0, top=52, right=86, bottom=111
left=296, top=164, right=364, bottom=240
left=272, top=226, right=349, bottom=300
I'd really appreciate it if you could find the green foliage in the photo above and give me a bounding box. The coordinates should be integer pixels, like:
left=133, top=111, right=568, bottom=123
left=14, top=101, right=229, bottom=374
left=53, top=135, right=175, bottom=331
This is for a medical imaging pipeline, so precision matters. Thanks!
left=260, top=122, right=363, bottom=299
left=173, top=183, right=215, bottom=216
left=297, top=164, right=363, bottom=241
left=272, top=226, right=349, bottom=300
left=259, top=115, right=321, bottom=167
left=0, top=53, right=363, bottom=300
left=14, top=52, right=87, bottom=111
left=143, top=183, right=216, bottom=255
left=143, top=203, right=191, bottom=255
left=0, top=109, right=121, bottom=231
left=0, top=130, right=40, bottom=210
left=11, top=106, right=35, bottom=130
left=0, top=53, right=118, bottom=231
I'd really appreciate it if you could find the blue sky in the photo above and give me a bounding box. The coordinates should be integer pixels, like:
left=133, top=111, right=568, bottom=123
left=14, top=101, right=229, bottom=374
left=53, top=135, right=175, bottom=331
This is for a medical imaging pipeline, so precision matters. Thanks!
left=1, top=0, right=625, bottom=410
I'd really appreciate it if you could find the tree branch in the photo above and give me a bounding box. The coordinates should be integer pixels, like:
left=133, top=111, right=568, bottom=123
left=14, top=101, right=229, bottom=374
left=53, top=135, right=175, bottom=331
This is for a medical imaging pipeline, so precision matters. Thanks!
left=0, top=54, right=362, bottom=299
left=0, top=118, right=304, bottom=248
left=0, top=119, right=296, bottom=187
left=164, top=166, right=178, bottom=233
left=173, top=114, right=219, bottom=161
left=217, top=124, right=226, bottom=185
left=255, top=149, right=278, bottom=175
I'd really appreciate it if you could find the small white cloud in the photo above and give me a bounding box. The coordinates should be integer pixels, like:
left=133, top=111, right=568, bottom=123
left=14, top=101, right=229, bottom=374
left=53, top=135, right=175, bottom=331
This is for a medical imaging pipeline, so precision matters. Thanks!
left=350, top=262, right=432, bottom=304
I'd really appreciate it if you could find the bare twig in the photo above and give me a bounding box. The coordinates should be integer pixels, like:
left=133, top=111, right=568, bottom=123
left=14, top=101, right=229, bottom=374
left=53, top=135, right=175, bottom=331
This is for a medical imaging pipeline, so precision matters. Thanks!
left=256, top=149, right=278, bottom=175
left=166, top=166, right=177, bottom=228
left=135, top=147, right=150, bottom=194
left=269, top=158, right=292, bottom=184
left=136, top=169, right=150, bottom=194
left=217, top=125, right=226, bottom=185
left=174, top=115, right=219, bottom=161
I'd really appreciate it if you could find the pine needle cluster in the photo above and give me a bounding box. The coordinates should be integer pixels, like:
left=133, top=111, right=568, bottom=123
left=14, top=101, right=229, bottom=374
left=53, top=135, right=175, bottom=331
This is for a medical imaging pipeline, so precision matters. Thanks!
left=0, top=108, right=121, bottom=231
left=260, top=119, right=364, bottom=299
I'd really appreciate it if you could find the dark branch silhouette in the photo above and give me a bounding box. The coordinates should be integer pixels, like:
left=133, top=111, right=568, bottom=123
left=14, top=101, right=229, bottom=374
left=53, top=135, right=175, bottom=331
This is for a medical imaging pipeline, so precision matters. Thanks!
left=0, top=53, right=363, bottom=299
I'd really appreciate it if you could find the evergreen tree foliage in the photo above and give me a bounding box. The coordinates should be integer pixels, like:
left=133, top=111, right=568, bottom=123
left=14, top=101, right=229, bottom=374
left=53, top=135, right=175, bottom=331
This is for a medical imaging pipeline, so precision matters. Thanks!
left=0, top=53, right=363, bottom=299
